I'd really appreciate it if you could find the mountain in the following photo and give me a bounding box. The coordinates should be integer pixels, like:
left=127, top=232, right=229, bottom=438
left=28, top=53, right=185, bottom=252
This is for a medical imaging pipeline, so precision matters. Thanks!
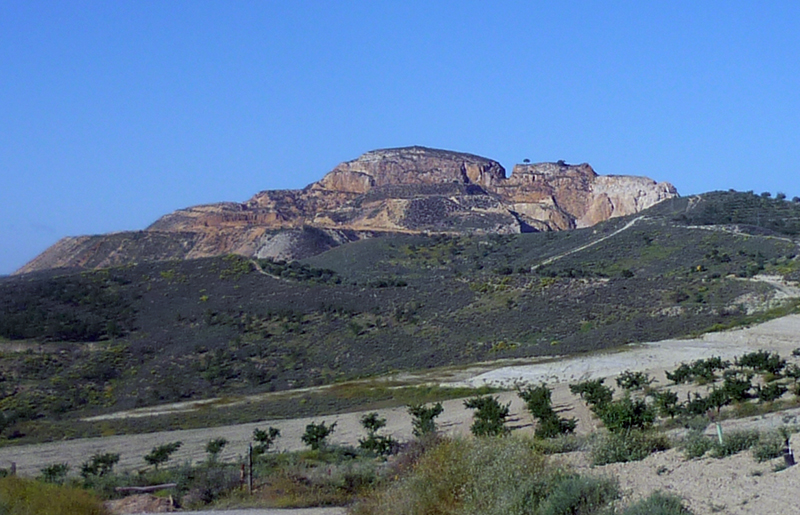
left=16, top=146, right=677, bottom=274
left=1, top=190, right=799, bottom=442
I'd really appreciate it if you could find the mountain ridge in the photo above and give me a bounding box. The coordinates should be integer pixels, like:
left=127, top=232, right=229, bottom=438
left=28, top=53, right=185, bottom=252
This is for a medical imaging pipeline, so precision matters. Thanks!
left=16, top=146, right=677, bottom=275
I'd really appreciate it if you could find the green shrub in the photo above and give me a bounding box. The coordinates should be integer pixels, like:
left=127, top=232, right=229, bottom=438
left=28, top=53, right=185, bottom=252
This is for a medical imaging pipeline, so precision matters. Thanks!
left=681, top=431, right=714, bottom=459
left=359, top=412, right=396, bottom=456
left=38, top=462, right=70, bottom=484
left=533, top=434, right=586, bottom=455
left=651, top=390, right=681, bottom=418
left=705, top=387, right=731, bottom=414
left=535, top=414, right=578, bottom=439
left=519, top=383, right=555, bottom=419
left=351, top=437, right=622, bottom=515
left=619, top=490, right=695, bottom=515
left=721, top=372, right=753, bottom=402
left=616, top=370, right=653, bottom=391
left=594, top=395, right=655, bottom=433
left=144, top=441, right=182, bottom=469
left=711, top=429, right=760, bottom=458
left=537, top=475, right=619, bottom=515
left=178, top=465, right=242, bottom=508
left=756, top=382, right=787, bottom=403
left=736, top=350, right=786, bottom=375
left=80, top=452, right=120, bottom=478
left=302, top=421, right=337, bottom=450
left=464, top=395, right=510, bottom=437
left=0, top=476, right=107, bottom=515
left=590, top=430, right=671, bottom=466
left=570, top=379, right=613, bottom=408
left=519, top=384, right=576, bottom=439
left=205, top=437, right=228, bottom=461
left=684, top=393, right=710, bottom=416
left=666, top=358, right=730, bottom=384
left=752, top=431, right=785, bottom=462
left=407, top=402, right=444, bottom=437
left=253, top=426, right=281, bottom=455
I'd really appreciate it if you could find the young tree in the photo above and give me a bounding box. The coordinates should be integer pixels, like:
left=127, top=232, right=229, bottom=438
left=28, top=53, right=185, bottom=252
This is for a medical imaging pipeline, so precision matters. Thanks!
left=80, top=452, right=120, bottom=478
left=144, top=441, right=182, bottom=470
left=650, top=390, right=681, bottom=419
left=38, top=463, right=69, bottom=485
left=205, top=437, right=228, bottom=462
left=594, top=395, right=655, bottom=433
left=407, top=402, right=444, bottom=437
left=569, top=379, right=613, bottom=408
left=464, top=396, right=510, bottom=437
left=302, top=421, right=337, bottom=450
left=518, top=383, right=576, bottom=439
left=253, top=426, right=281, bottom=455
left=616, top=370, right=653, bottom=391
left=358, top=412, right=396, bottom=455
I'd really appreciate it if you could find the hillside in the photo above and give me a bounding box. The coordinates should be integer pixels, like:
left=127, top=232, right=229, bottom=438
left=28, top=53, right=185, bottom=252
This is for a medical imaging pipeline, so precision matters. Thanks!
left=16, top=146, right=676, bottom=274
left=1, top=191, right=799, bottom=443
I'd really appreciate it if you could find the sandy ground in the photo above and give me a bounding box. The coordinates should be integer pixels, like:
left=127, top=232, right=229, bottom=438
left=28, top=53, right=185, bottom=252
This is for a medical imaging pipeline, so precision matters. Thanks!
left=4, top=315, right=800, bottom=514
left=559, top=445, right=800, bottom=515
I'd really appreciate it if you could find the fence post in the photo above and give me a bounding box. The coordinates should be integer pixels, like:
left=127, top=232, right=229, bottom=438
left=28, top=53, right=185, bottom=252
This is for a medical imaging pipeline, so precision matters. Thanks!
left=248, top=443, right=253, bottom=494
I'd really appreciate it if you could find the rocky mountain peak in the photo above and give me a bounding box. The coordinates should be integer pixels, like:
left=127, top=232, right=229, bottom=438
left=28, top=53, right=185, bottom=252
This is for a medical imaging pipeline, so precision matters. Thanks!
left=16, top=146, right=678, bottom=274
left=313, top=146, right=506, bottom=194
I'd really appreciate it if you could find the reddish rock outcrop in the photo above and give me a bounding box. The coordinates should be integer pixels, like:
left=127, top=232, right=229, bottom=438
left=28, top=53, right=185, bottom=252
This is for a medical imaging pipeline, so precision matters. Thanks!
left=16, top=146, right=677, bottom=274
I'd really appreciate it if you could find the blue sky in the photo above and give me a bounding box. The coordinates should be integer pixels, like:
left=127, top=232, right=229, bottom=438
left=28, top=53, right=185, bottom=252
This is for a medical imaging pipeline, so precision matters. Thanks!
left=2, top=2, right=799, bottom=275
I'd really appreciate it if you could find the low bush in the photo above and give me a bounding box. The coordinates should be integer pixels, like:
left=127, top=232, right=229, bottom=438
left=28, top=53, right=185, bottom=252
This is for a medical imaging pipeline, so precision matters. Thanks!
left=710, top=429, right=760, bottom=458
left=38, top=462, right=70, bottom=484
left=253, top=426, right=281, bottom=455
left=532, top=434, right=587, bottom=455
left=756, top=382, right=787, bottom=403
left=619, top=490, right=695, bottom=515
left=594, top=395, right=655, bottom=433
left=178, top=465, right=243, bottom=509
left=590, top=430, right=671, bottom=466
left=616, top=370, right=653, bottom=391
left=144, top=441, right=182, bottom=469
left=407, top=402, right=444, bottom=437
left=681, top=432, right=714, bottom=459
left=752, top=432, right=785, bottom=462
left=519, top=384, right=577, bottom=439
left=302, top=421, right=337, bottom=450
left=536, top=475, right=619, bottom=515
left=351, top=437, right=623, bottom=515
left=464, top=395, right=510, bottom=437
left=570, top=379, right=613, bottom=408
left=0, top=475, right=107, bottom=515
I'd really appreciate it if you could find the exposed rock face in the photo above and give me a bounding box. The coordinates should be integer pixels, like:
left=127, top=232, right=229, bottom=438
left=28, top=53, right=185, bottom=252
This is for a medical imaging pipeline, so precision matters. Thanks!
left=16, top=147, right=678, bottom=274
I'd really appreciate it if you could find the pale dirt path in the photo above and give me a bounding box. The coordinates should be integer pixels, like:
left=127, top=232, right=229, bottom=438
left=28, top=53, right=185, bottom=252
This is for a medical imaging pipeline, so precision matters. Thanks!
left=533, top=216, right=644, bottom=270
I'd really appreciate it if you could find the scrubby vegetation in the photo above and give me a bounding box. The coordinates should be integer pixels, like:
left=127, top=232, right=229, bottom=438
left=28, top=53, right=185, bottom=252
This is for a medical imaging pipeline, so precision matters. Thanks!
left=351, top=436, right=693, bottom=515
left=0, top=475, right=107, bottom=515
left=1, top=190, right=800, bottom=446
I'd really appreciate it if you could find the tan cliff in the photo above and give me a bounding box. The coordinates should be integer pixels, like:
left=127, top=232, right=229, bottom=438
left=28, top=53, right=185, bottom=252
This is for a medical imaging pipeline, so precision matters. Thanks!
left=16, top=147, right=677, bottom=274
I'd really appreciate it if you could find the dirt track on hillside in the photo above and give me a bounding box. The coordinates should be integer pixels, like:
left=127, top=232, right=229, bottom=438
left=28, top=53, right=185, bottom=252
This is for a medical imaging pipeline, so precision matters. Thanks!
left=4, top=315, right=800, bottom=514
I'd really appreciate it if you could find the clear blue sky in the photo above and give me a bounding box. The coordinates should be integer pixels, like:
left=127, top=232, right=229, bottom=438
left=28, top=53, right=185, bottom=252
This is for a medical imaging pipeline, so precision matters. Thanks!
left=2, top=2, right=799, bottom=275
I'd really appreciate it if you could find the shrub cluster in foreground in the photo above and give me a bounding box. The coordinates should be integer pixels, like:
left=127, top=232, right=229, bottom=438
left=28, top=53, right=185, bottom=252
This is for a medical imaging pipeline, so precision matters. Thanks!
left=351, top=436, right=693, bottom=515
left=0, top=475, right=107, bottom=515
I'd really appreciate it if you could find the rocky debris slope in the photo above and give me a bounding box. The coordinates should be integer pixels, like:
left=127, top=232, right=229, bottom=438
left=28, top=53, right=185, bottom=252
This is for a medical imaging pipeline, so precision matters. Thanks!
left=17, top=146, right=677, bottom=274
